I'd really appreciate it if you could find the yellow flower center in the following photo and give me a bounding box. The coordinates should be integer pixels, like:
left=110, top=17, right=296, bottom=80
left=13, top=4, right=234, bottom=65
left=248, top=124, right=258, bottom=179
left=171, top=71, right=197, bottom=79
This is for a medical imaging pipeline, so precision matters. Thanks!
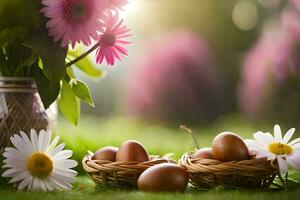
left=268, top=142, right=293, bottom=155
left=26, top=152, right=53, bottom=179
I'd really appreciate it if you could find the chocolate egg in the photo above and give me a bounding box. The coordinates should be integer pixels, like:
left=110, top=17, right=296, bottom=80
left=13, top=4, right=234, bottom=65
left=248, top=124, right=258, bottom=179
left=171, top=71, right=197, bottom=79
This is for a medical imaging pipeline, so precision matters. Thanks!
left=92, top=146, right=118, bottom=161
left=211, top=132, right=249, bottom=161
left=137, top=163, right=188, bottom=192
left=115, top=140, right=149, bottom=162
left=192, top=147, right=212, bottom=159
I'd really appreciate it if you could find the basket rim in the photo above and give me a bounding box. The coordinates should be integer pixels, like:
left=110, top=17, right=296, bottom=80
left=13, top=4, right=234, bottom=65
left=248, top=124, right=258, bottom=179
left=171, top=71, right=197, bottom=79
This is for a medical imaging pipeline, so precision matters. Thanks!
left=83, top=154, right=173, bottom=164
left=82, top=154, right=175, bottom=174
left=180, top=152, right=278, bottom=174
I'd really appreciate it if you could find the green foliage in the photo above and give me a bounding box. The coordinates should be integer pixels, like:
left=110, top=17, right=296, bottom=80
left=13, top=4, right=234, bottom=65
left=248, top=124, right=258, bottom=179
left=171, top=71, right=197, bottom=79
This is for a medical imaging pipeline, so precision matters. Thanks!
left=59, top=80, right=80, bottom=125
left=23, top=32, right=68, bottom=82
left=0, top=0, right=43, bottom=46
left=1, top=179, right=300, bottom=200
left=58, top=79, right=95, bottom=125
left=0, top=0, right=102, bottom=125
left=34, top=68, right=60, bottom=109
left=67, top=49, right=103, bottom=78
left=72, top=80, right=94, bottom=107
left=0, top=44, right=38, bottom=77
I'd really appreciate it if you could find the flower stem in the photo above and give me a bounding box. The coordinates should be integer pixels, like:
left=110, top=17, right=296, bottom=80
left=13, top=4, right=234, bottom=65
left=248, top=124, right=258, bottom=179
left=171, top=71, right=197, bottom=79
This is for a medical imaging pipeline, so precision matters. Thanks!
left=278, top=173, right=288, bottom=190
left=180, top=125, right=200, bottom=149
left=66, top=42, right=101, bottom=67
left=285, top=172, right=289, bottom=188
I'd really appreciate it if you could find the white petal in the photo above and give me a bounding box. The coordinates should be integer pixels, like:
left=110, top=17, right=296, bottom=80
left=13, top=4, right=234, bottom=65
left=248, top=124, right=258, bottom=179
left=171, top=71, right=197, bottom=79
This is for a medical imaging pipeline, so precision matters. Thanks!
left=255, top=150, right=276, bottom=160
left=3, top=157, right=26, bottom=166
left=266, top=152, right=276, bottom=160
left=277, top=157, right=288, bottom=174
left=39, top=180, right=48, bottom=191
left=18, top=176, right=33, bottom=190
left=292, top=143, right=300, bottom=150
left=31, top=178, right=39, bottom=190
left=30, top=129, right=39, bottom=152
left=26, top=176, right=33, bottom=190
left=294, top=149, right=300, bottom=154
left=20, top=131, right=34, bottom=154
left=282, top=128, right=296, bottom=143
left=2, top=168, right=23, bottom=177
left=289, top=138, right=300, bottom=146
left=256, top=153, right=268, bottom=159
left=52, top=150, right=73, bottom=161
left=44, top=180, right=54, bottom=191
left=274, top=125, right=283, bottom=142
left=4, top=147, right=20, bottom=153
left=10, top=135, right=26, bottom=156
left=49, top=177, right=71, bottom=190
left=47, top=136, right=60, bottom=152
left=38, top=130, right=46, bottom=151
left=263, top=132, right=275, bottom=143
left=8, top=171, right=29, bottom=184
left=53, top=168, right=78, bottom=177
left=43, top=130, right=51, bottom=152
left=49, top=143, right=65, bottom=157
left=2, top=150, right=25, bottom=161
left=54, top=159, right=78, bottom=169
left=245, top=139, right=266, bottom=151
left=286, top=155, right=300, bottom=171
left=52, top=172, right=77, bottom=183
left=253, top=131, right=272, bottom=146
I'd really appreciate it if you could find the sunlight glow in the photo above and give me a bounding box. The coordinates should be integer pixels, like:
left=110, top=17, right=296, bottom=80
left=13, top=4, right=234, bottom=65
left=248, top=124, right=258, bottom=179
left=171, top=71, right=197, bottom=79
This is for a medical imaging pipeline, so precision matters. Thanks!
left=123, top=0, right=140, bottom=17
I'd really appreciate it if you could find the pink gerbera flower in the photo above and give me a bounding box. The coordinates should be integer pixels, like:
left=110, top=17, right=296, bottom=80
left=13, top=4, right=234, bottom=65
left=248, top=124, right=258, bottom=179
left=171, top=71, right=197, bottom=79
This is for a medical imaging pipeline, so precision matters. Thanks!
left=41, top=0, right=106, bottom=48
left=106, top=0, right=129, bottom=11
left=96, top=11, right=131, bottom=66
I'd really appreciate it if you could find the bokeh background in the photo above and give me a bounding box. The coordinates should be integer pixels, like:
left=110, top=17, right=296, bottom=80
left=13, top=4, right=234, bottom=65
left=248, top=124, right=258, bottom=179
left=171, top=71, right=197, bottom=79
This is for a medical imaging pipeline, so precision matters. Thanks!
left=56, top=0, right=300, bottom=172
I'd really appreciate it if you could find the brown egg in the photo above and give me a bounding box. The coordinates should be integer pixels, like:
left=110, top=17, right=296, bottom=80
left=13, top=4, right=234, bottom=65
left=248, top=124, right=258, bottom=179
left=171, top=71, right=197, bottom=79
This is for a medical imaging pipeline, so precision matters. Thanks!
left=137, top=163, right=189, bottom=192
left=91, top=146, right=118, bottom=161
left=211, top=132, right=249, bottom=161
left=192, top=147, right=212, bottom=159
left=115, top=140, right=149, bottom=162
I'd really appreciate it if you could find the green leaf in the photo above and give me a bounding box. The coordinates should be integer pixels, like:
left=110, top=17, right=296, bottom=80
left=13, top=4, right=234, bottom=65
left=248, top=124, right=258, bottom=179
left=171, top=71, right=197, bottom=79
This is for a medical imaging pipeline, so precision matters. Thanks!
left=66, top=67, right=76, bottom=79
left=23, top=32, right=67, bottom=82
left=59, top=80, right=80, bottom=125
left=72, top=80, right=94, bottom=107
left=67, top=49, right=103, bottom=77
left=34, top=67, right=60, bottom=109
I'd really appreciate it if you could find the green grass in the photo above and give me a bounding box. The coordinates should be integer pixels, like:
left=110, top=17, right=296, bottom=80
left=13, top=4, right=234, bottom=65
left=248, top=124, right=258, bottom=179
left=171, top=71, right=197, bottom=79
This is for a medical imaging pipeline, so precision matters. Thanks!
left=57, top=114, right=263, bottom=173
left=1, top=176, right=300, bottom=200
left=1, top=114, right=300, bottom=200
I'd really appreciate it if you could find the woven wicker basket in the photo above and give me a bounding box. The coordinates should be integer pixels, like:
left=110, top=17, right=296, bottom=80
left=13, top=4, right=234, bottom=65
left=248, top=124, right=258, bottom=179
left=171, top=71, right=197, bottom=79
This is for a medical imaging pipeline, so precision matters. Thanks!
left=83, top=154, right=174, bottom=188
left=180, top=152, right=278, bottom=189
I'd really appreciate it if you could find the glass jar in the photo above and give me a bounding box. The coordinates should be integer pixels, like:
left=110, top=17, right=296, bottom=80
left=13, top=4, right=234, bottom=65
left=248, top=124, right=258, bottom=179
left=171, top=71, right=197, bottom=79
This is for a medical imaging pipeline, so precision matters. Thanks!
left=0, top=77, right=48, bottom=154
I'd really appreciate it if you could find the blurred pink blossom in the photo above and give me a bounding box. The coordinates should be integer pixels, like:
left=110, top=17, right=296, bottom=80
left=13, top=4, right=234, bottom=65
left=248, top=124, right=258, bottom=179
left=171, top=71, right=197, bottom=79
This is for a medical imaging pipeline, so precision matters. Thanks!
left=127, top=30, right=223, bottom=123
left=238, top=31, right=280, bottom=118
left=291, top=0, right=300, bottom=6
left=238, top=9, right=300, bottom=120
left=273, top=9, right=300, bottom=81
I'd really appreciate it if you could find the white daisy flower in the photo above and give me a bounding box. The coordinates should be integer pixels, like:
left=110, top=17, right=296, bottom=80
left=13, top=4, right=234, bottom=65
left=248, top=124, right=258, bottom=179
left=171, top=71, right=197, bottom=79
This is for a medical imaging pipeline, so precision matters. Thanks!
left=2, top=129, right=78, bottom=191
left=245, top=124, right=300, bottom=175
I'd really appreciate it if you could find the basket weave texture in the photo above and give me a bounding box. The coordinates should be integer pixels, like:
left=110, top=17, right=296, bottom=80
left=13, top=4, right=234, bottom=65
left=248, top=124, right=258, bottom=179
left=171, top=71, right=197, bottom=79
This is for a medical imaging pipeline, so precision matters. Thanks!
left=82, top=154, right=174, bottom=188
left=180, top=152, right=278, bottom=189
left=0, top=78, right=48, bottom=155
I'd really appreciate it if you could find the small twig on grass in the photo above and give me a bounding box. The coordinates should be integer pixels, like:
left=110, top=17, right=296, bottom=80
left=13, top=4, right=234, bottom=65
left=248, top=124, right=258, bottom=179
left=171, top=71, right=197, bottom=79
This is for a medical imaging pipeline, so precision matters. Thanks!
left=180, top=125, right=200, bottom=149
